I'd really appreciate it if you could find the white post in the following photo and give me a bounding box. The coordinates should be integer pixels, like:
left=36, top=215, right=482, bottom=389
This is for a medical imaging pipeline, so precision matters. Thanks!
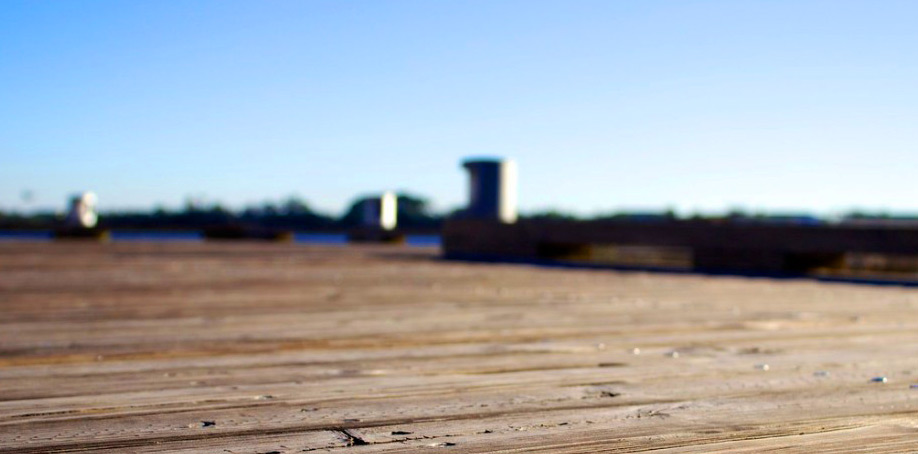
left=380, top=191, right=397, bottom=231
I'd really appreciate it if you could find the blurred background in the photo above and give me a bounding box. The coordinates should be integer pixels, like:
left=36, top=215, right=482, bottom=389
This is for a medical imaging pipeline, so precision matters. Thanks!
left=2, top=0, right=917, bottom=222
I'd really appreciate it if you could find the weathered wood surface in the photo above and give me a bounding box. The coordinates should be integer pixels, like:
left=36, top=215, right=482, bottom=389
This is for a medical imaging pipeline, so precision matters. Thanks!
left=3, top=242, right=918, bottom=453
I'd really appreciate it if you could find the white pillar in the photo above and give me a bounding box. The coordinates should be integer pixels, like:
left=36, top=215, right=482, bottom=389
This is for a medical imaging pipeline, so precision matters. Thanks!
left=462, top=158, right=517, bottom=224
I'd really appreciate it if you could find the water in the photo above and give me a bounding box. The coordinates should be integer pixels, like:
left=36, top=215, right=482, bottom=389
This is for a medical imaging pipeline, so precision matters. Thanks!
left=294, top=233, right=348, bottom=245
left=0, top=229, right=440, bottom=247
left=0, top=229, right=52, bottom=241
left=405, top=234, right=441, bottom=247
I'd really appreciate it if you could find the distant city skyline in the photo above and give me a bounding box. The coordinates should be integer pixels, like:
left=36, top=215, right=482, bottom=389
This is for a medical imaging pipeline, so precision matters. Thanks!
left=3, top=1, right=918, bottom=216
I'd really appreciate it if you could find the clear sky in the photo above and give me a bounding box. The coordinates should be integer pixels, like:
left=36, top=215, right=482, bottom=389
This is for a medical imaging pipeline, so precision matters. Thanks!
left=2, top=1, right=917, bottom=216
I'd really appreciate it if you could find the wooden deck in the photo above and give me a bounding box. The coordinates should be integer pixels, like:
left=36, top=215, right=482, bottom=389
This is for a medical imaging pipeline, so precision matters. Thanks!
left=3, top=242, right=918, bottom=453
left=442, top=218, right=918, bottom=275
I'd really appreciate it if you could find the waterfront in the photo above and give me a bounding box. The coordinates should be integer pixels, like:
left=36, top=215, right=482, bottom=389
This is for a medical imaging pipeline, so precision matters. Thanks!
left=0, top=230, right=441, bottom=246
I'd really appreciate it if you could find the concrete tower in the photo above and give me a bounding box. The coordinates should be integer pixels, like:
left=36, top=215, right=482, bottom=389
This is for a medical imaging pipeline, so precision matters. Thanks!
left=462, top=158, right=517, bottom=224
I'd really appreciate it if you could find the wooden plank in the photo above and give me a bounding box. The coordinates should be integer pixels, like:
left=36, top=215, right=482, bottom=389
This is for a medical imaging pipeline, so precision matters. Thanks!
left=2, top=242, right=918, bottom=452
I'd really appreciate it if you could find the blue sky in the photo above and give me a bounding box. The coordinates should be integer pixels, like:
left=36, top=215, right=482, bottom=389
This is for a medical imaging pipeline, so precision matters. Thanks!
left=2, top=1, right=917, bottom=216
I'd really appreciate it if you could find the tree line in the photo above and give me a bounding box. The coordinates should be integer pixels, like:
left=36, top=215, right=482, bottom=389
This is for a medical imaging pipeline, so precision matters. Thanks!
left=0, top=193, right=444, bottom=232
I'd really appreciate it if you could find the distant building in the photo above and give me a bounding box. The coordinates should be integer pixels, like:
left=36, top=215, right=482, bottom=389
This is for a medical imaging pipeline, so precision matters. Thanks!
left=461, top=158, right=517, bottom=224
left=361, top=191, right=398, bottom=231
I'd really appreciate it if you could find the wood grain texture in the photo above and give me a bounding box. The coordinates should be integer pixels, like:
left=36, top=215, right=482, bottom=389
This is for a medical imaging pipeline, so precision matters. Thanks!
left=2, top=242, right=918, bottom=453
